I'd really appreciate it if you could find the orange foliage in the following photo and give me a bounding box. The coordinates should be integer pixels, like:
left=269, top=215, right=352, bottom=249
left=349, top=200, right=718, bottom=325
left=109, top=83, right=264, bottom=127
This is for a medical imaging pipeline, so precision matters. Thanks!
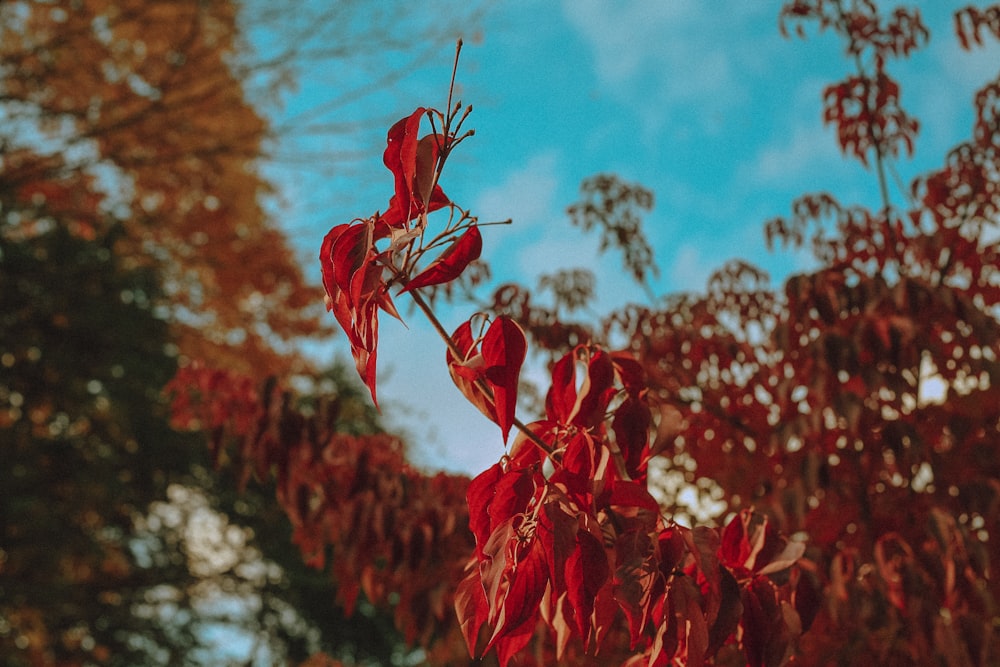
left=1, top=0, right=327, bottom=377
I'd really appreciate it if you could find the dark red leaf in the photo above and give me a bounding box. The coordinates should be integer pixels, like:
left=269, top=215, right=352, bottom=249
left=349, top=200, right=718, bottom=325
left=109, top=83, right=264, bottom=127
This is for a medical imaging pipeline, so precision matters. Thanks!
left=792, top=565, right=822, bottom=632
left=669, top=574, right=710, bottom=666
left=612, top=395, right=651, bottom=478
left=741, top=576, right=798, bottom=667
left=708, top=565, right=744, bottom=654
left=566, top=529, right=609, bottom=640
left=684, top=526, right=722, bottom=627
left=540, top=500, right=579, bottom=601
left=480, top=519, right=547, bottom=665
left=612, top=528, right=657, bottom=647
left=658, top=526, right=687, bottom=578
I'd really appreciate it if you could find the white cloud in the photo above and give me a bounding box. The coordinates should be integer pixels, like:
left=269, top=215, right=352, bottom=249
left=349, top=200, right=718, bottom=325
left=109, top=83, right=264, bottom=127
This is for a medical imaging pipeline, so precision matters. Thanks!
left=669, top=243, right=712, bottom=293
left=561, top=0, right=700, bottom=85
left=475, top=150, right=561, bottom=229
left=745, top=121, right=842, bottom=187
left=473, top=150, right=586, bottom=286
left=560, top=0, right=772, bottom=134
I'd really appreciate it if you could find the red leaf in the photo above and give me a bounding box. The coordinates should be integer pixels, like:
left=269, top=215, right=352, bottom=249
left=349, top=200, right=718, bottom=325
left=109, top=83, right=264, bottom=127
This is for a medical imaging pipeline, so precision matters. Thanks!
left=547, top=351, right=578, bottom=423
left=540, top=501, right=579, bottom=596
left=319, top=220, right=394, bottom=405
left=468, top=463, right=503, bottom=558
left=741, top=576, right=798, bottom=667
left=350, top=303, right=379, bottom=405
left=611, top=351, right=646, bottom=397
left=383, top=108, right=424, bottom=219
left=658, top=526, right=687, bottom=578
left=331, top=223, right=371, bottom=296
left=491, top=614, right=538, bottom=667
left=447, top=320, right=499, bottom=425
left=792, top=566, right=822, bottom=632
left=482, top=316, right=527, bottom=442
left=608, top=480, right=661, bottom=514
left=669, top=574, right=710, bottom=667
left=612, top=528, right=657, bottom=647
left=612, top=395, right=651, bottom=478
left=447, top=317, right=526, bottom=442
left=708, top=566, right=744, bottom=654
left=455, top=565, right=489, bottom=656
left=480, top=518, right=547, bottom=666
left=488, top=466, right=538, bottom=537
left=546, top=346, right=615, bottom=427
left=401, top=225, right=482, bottom=293
left=683, top=526, right=722, bottom=627
left=319, top=223, right=349, bottom=309
left=414, top=134, right=440, bottom=207
left=719, top=510, right=753, bottom=574
left=566, top=528, right=609, bottom=640
left=381, top=108, right=450, bottom=227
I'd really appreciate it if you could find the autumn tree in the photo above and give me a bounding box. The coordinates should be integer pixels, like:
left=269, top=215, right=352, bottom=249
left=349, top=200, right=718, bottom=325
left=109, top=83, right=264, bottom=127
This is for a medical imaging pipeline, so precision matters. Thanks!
left=616, top=2, right=1000, bottom=664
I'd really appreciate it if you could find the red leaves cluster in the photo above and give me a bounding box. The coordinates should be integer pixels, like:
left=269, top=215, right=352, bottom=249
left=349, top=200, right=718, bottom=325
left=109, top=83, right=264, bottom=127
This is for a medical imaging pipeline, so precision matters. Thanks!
left=823, top=72, right=918, bottom=165
left=782, top=0, right=927, bottom=167
left=320, top=222, right=399, bottom=406
left=457, top=346, right=650, bottom=663
left=780, top=0, right=928, bottom=61
left=914, top=62, right=1000, bottom=245
left=319, top=108, right=484, bottom=405
left=954, top=4, right=1000, bottom=50
left=171, top=4, right=1000, bottom=665
left=454, top=345, right=806, bottom=666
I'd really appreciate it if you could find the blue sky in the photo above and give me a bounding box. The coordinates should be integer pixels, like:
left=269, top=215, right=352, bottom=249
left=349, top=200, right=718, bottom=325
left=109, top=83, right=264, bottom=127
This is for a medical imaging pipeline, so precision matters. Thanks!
left=262, top=1, right=999, bottom=476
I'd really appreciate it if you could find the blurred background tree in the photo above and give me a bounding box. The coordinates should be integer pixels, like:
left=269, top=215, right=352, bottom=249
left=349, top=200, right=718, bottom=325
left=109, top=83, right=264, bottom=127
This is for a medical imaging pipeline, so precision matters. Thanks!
left=0, top=0, right=477, bottom=664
